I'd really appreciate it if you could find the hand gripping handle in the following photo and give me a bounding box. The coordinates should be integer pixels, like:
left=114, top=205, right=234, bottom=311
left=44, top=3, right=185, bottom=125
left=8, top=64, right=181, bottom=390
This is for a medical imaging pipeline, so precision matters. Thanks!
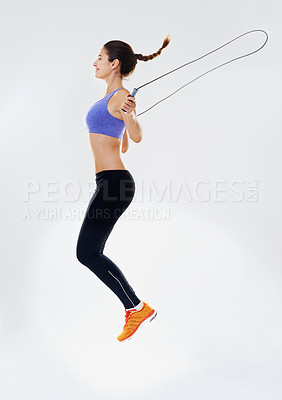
left=121, top=88, right=139, bottom=112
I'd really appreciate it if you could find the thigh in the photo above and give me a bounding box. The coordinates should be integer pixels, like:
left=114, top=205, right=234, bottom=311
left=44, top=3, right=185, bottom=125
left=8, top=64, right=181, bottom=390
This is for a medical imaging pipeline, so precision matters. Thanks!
left=77, top=171, right=135, bottom=255
left=77, top=187, right=118, bottom=255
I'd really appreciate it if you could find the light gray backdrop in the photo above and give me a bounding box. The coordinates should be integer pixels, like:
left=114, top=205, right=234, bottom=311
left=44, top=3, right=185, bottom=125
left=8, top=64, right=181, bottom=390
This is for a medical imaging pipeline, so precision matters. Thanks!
left=1, top=0, right=281, bottom=399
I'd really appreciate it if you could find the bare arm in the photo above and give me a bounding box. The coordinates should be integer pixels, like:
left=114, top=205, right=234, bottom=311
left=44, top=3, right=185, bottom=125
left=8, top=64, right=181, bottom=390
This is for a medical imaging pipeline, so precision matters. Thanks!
left=121, top=128, right=129, bottom=153
left=120, top=92, right=143, bottom=143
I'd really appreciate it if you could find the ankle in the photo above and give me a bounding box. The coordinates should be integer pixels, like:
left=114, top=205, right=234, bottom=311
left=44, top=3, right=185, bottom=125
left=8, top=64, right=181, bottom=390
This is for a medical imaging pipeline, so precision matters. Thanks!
left=126, top=301, right=143, bottom=312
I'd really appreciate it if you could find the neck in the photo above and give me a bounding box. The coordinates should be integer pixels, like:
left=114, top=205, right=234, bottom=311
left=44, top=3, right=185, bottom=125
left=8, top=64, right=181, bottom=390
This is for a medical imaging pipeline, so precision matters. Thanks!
left=104, top=75, right=124, bottom=94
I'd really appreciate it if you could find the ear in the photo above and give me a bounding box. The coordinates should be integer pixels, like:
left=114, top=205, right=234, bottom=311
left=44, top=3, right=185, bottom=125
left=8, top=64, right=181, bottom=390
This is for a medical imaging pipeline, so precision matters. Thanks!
left=111, top=58, right=120, bottom=70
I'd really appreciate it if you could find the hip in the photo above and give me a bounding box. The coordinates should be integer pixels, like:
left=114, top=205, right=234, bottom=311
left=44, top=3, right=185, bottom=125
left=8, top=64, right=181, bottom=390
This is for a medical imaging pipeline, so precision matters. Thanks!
left=94, top=169, right=135, bottom=204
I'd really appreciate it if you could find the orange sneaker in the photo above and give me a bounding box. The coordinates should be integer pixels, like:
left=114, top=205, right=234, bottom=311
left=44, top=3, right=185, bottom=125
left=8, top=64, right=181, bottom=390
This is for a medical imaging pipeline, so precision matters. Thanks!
left=117, top=301, right=157, bottom=342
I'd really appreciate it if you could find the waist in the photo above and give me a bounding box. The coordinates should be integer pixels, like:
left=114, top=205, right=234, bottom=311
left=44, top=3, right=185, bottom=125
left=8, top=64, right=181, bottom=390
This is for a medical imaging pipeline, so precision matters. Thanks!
left=95, top=169, right=135, bottom=196
left=95, top=169, right=132, bottom=180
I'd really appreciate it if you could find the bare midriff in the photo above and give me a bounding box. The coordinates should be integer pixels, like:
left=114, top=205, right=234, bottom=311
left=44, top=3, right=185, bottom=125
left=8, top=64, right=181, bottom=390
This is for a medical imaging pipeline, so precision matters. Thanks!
left=89, top=132, right=126, bottom=174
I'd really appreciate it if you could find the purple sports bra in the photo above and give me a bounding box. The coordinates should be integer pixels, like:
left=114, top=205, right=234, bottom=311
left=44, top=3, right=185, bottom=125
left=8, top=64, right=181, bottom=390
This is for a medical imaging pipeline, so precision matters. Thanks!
left=85, top=88, right=126, bottom=139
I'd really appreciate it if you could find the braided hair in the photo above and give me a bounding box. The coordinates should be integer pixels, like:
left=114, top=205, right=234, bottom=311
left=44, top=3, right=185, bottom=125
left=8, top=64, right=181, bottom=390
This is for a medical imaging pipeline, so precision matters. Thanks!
left=135, top=35, right=170, bottom=62
left=103, top=35, right=171, bottom=78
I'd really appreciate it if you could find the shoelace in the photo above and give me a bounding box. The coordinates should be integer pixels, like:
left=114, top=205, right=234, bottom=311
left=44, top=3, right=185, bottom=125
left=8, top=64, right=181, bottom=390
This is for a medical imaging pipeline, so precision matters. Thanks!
left=123, top=309, right=137, bottom=329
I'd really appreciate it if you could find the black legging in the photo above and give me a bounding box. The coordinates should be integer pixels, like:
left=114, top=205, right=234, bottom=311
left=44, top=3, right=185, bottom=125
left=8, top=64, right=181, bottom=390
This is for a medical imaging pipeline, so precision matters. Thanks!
left=76, top=169, right=141, bottom=309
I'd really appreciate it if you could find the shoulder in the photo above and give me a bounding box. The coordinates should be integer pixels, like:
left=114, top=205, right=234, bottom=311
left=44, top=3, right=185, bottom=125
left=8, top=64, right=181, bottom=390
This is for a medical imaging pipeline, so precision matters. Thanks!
left=112, top=88, right=130, bottom=106
left=115, top=88, right=130, bottom=99
left=113, top=88, right=132, bottom=116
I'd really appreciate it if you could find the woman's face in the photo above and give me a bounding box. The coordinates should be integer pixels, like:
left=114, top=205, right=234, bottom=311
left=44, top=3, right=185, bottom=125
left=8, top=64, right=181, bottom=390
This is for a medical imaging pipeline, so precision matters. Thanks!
left=93, top=47, right=116, bottom=79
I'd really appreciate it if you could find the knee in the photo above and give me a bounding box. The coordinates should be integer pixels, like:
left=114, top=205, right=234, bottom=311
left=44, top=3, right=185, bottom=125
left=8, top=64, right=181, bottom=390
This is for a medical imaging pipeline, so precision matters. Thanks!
left=76, top=240, right=100, bottom=266
left=76, top=243, right=86, bottom=265
left=76, top=236, right=87, bottom=264
left=76, top=241, right=90, bottom=266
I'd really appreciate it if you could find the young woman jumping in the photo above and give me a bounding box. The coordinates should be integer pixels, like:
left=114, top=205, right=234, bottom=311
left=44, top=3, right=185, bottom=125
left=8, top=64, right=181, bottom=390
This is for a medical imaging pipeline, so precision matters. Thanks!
left=76, top=36, right=170, bottom=342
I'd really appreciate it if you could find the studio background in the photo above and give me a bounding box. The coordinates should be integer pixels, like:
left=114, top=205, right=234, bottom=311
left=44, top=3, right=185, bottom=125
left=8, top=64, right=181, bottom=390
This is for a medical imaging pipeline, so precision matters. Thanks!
left=1, top=0, right=281, bottom=399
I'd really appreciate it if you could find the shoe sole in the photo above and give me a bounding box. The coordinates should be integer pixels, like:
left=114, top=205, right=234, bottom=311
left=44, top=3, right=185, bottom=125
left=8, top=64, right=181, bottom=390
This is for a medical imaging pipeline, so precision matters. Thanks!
left=119, top=309, right=158, bottom=343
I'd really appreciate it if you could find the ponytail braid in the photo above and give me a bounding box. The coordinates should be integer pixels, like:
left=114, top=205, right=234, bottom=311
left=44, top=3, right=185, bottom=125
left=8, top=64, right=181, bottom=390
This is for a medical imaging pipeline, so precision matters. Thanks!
left=135, top=35, right=171, bottom=62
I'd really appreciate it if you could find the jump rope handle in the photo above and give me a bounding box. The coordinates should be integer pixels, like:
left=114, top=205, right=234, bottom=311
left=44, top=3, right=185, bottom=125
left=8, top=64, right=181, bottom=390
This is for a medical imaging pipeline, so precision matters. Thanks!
left=121, top=88, right=139, bottom=112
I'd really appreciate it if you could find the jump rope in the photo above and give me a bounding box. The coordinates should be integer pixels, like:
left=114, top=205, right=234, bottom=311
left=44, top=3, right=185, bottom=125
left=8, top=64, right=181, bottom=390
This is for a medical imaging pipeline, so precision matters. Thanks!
left=121, top=29, right=269, bottom=116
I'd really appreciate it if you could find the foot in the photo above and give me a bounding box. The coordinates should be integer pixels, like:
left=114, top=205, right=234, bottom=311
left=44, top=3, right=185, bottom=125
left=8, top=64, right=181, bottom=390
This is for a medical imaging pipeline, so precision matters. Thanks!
left=117, top=301, right=157, bottom=342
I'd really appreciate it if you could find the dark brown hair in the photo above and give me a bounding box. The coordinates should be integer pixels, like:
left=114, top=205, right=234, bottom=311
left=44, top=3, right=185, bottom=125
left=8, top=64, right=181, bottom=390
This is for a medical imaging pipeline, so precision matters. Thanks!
left=103, top=35, right=171, bottom=78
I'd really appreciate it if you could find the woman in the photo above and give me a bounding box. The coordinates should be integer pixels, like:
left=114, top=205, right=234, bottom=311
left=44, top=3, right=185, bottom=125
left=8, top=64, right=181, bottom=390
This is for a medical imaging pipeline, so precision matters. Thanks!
left=76, top=36, right=170, bottom=342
